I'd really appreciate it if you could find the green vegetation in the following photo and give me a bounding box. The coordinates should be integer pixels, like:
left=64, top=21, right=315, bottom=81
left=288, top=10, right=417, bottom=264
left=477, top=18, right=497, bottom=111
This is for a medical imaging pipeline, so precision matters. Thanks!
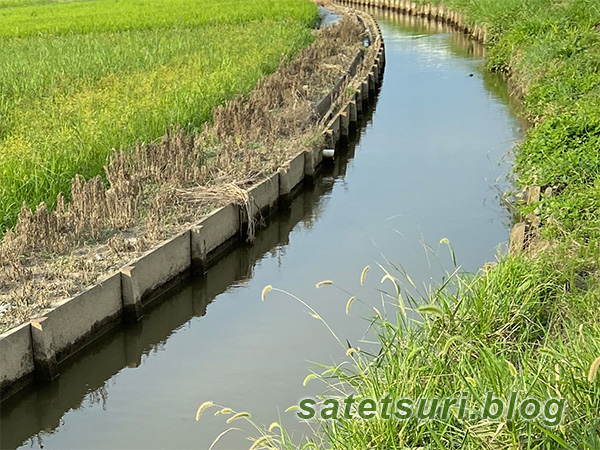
left=428, top=0, right=600, bottom=243
left=282, top=252, right=600, bottom=449
left=253, top=1, right=600, bottom=448
left=0, top=0, right=318, bottom=230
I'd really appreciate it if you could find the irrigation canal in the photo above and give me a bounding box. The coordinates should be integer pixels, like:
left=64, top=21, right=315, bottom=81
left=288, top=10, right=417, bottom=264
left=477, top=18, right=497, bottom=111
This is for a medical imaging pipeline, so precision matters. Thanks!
left=1, top=9, right=522, bottom=450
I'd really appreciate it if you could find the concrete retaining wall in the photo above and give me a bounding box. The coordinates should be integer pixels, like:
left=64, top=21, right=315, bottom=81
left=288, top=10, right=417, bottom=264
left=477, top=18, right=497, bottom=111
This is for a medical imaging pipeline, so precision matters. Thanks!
left=247, top=173, right=280, bottom=219
left=0, top=323, right=35, bottom=399
left=121, top=230, right=192, bottom=322
left=322, top=12, right=386, bottom=149
left=0, top=8, right=385, bottom=402
left=279, top=151, right=306, bottom=206
left=40, top=272, right=123, bottom=364
left=338, top=0, right=488, bottom=44
left=191, top=203, right=241, bottom=269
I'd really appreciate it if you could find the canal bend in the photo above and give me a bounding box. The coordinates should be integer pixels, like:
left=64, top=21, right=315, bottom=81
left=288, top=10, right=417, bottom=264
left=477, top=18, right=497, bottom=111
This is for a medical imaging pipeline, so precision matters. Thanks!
left=0, top=9, right=522, bottom=450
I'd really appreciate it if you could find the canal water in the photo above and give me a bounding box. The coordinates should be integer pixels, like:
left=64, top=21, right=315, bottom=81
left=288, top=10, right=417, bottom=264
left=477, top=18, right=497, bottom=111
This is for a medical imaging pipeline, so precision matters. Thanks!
left=0, top=10, right=522, bottom=450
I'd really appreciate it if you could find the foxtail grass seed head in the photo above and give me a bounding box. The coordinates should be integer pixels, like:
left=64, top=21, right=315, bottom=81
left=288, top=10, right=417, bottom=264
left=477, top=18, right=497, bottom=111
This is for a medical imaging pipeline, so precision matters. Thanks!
left=506, top=359, right=518, bottom=377
left=417, top=304, right=444, bottom=317
left=196, top=401, right=214, bottom=421
left=373, top=307, right=382, bottom=319
left=316, top=280, right=333, bottom=288
left=214, top=408, right=234, bottom=416
left=249, top=436, right=271, bottom=450
left=346, top=296, right=355, bottom=315
left=588, top=356, right=600, bottom=383
left=360, top=265, right=370, bottom=285
left=303, top=373, right=317, bottom=386
left=226, top=412, right=251, bottom=424
left=346, top=347, right=356, bottom=356
left=268, top=422, right=281, bottom=432
left=380, top=273, right=394, bottom=285
left=438, top=336, right=461, bottom=358
left=261, top=285, right=272, bottom=302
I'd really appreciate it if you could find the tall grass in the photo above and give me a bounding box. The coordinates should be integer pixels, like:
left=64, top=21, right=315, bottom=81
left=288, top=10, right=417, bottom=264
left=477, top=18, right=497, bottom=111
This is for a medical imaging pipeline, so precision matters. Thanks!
left=223, top=1, right=600, bottom=448
left=0, top=0, right=318, bottom=230
left=240, top=249, right=600, bottom=449
left=286, top=251, right=600, bottom=449
left=292, top=1, right=600, bottom=447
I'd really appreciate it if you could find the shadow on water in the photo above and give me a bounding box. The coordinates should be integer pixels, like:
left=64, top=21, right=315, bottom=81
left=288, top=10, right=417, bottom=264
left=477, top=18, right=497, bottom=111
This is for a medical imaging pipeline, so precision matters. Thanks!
left=1, top=9, right=523, bottom=450
left=0, top=98, right=381, bottom=450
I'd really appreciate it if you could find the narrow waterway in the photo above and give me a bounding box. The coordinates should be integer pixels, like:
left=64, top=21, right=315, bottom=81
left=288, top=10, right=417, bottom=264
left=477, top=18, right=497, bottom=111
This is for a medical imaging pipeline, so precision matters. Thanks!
left=0, top=10, right=522, bottom=450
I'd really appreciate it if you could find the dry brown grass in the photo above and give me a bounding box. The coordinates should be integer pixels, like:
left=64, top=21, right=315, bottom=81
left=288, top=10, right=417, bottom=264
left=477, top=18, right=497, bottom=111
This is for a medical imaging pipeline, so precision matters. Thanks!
left=0, top=13, right=373, bottom=333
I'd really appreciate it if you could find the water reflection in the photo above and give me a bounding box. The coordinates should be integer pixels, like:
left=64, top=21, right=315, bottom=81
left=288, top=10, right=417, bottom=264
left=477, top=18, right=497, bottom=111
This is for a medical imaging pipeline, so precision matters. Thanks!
left=1, top=10, right=522, bottom=450
left=0, top=102, right=379, bottom=450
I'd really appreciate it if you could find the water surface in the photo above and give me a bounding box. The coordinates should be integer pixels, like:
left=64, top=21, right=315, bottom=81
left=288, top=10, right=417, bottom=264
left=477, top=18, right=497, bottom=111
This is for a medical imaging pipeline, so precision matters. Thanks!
left=0, top=10, right=522, bottom=450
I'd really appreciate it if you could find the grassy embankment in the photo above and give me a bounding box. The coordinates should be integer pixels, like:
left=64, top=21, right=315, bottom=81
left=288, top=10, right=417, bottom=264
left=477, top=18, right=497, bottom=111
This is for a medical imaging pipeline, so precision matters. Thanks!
left=0, top=0, right=317, bottom=231
left=239, top=1, right=600, bottom=449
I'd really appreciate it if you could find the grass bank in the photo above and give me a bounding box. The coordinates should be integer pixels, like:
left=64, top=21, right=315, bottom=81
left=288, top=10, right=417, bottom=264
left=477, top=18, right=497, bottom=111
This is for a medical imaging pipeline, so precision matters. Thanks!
left=238, top=1, right=600, bottom=449
left=0, top=0, right=317, bottom=231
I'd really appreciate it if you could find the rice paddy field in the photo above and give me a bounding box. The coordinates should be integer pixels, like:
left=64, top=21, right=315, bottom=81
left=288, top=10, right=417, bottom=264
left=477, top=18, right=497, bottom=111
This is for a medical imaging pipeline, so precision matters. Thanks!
left=0, top=0, right=318, bottom=231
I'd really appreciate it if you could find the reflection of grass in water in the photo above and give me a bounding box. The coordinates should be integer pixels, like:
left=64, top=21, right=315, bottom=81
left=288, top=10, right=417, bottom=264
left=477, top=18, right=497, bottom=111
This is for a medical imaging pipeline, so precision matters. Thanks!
left=375, top=10, right=510, bottom=104
left=0, top=0, right=317, bottom=231
left=426, top=0, right=600, bottom=241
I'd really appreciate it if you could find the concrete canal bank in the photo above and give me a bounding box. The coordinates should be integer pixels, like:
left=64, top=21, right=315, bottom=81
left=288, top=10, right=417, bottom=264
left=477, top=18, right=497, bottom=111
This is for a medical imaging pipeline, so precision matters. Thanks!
left=0, top=9, right=385, bottom=402
left=1, top=8, right=523, bottom=449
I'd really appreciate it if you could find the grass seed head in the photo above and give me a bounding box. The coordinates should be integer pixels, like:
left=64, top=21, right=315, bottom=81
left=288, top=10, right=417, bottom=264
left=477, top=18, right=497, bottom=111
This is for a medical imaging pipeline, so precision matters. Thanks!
left=261, top=285, right=273, bottom=302
left=249, top=436, right=271, bottom=450
left=196, top=401, right=214, bottom=421
left=588, top=356, right=600, bottom=383
left=346, top=296, right=356, bottom=315
left=226, top=412, right=251, bottom=424
left=360, top=265, right=370, bottom=285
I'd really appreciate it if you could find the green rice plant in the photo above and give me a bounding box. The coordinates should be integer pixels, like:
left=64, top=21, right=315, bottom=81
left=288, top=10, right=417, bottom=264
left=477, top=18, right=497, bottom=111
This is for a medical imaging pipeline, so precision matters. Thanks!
left=0, top=0, right=318, bottom=231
